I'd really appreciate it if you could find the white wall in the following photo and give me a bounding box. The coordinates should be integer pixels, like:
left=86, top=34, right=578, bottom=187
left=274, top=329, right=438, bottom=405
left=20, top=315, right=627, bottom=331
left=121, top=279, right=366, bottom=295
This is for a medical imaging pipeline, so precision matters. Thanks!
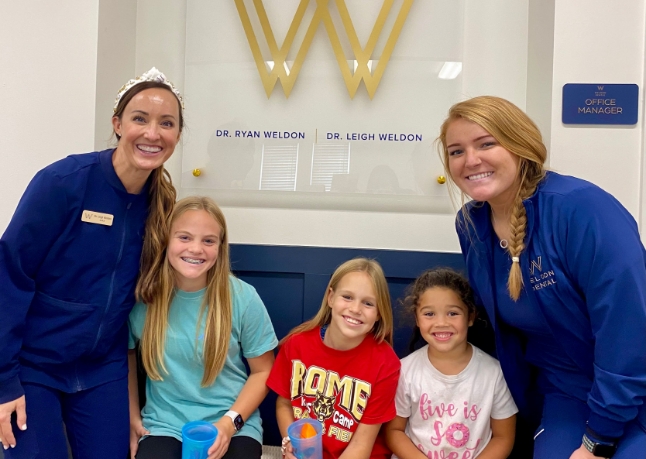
left=526, top=0, right=555, bottom=151
left=0, top=1, right=100, bottom=231
left=462, top=0, right=529, bottom=105
left=1, top=0, right=645, bottom=252
left=94, top=0, right=138, bottom=151
left=549, top=0, right=646, bottom=221
left=134, top=0, right=187, bottom=182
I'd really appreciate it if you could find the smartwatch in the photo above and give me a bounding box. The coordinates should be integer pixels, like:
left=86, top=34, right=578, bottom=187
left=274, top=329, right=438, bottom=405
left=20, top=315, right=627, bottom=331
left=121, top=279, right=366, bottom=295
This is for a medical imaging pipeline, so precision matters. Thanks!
left=225, top=410, right=244, bottom=432
left=582, top=431, right=618, bottom=458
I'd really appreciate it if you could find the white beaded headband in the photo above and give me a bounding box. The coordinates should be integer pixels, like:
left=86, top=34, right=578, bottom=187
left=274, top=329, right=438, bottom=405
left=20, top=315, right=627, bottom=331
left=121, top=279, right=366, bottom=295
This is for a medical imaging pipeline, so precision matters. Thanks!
left=113, top=67, right=184, bottom=113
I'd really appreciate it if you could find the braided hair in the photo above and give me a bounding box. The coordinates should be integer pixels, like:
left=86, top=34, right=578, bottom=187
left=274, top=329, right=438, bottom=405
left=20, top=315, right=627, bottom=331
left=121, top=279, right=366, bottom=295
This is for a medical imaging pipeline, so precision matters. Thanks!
left=438, top=96, right=547, bottom=300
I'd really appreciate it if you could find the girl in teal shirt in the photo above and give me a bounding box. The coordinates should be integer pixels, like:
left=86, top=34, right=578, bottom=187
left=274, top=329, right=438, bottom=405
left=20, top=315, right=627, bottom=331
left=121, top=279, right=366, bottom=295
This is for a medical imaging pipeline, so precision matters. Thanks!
left=128, top=196, right=277, bottom=459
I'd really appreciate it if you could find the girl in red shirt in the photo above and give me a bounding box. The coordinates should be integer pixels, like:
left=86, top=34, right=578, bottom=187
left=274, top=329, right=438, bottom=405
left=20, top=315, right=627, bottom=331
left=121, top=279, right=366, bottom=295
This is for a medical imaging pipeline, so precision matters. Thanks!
left=267, top=258, right=400, bottom=459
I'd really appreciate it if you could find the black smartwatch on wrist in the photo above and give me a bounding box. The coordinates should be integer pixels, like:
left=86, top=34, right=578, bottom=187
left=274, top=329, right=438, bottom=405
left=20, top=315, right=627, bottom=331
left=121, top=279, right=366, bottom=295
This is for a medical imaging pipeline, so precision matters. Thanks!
left=582, top=429, right=618, bottom=458
left=225, top=410, right=244, bottom=432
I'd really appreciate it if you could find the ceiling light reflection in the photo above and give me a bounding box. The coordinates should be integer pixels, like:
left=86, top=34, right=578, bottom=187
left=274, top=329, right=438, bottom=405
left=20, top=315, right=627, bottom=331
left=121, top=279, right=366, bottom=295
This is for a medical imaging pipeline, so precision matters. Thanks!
left=438, top=61, right=462, bottom=79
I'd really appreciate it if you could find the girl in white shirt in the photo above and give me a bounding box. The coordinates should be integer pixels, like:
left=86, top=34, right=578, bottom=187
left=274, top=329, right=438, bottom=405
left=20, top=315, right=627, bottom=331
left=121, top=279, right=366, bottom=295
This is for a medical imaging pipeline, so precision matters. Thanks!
left=384, top=268, right=517, bottom=459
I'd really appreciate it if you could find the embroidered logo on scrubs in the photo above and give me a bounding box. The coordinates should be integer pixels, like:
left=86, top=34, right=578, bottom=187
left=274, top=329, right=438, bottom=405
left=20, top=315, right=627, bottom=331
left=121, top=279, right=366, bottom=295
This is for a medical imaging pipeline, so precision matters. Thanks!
left=528, top=256, right=557, bottom=291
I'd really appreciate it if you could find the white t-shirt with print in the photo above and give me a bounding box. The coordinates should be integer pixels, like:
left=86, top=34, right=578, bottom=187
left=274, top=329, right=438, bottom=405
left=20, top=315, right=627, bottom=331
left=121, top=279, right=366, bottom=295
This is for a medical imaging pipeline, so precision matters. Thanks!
left=394, top=344, right=518, bottom=458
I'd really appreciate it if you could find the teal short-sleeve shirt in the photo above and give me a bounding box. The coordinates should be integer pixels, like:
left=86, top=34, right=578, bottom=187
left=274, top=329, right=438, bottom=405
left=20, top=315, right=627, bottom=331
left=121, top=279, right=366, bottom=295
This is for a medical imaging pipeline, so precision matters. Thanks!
left=128, top=276, right=278, bottom=444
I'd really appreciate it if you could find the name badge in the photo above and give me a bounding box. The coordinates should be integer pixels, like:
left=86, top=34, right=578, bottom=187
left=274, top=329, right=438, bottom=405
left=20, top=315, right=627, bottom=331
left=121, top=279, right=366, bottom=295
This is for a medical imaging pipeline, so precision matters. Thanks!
left=81, top=210, right=114, bottom=226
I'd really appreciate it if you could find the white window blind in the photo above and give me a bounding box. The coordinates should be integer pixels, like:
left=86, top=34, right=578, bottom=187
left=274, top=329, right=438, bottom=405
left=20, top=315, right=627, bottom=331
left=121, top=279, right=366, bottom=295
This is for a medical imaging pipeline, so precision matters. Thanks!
left=310, top=144, right=351, bottom=192
left=259, top=144, right=299, bottom=191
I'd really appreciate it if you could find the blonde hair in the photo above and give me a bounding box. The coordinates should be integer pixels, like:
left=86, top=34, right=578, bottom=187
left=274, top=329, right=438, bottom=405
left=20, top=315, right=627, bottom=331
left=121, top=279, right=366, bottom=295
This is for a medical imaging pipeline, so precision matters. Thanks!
left=438, top=96, right=547, bottom=300
left=281, top=258, right=394, bottom=345
left=136, top=196, right=232, bottom=387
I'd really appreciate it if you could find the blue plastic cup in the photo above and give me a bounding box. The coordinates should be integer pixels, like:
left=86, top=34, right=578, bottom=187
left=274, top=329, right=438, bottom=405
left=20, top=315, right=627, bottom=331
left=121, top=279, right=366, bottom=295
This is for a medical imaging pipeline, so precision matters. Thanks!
left=287, top=418, right=323, bottom=459
left=182, top=421, right=218, bottom=459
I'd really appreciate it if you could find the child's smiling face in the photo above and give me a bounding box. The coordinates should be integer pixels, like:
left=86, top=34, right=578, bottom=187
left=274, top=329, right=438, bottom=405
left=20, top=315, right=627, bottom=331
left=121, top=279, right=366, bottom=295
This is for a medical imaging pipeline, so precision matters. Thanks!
left=415, top=287, right=473, bottom=358
left=167, top=209, right=221, bottom=291
left=325, top=271, right=380, bottom=351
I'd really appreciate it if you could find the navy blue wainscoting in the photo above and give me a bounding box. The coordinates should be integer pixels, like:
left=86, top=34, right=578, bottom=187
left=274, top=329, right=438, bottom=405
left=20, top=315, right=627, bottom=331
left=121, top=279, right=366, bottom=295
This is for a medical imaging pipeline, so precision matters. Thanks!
left=229, top=244, right=487, bottom=447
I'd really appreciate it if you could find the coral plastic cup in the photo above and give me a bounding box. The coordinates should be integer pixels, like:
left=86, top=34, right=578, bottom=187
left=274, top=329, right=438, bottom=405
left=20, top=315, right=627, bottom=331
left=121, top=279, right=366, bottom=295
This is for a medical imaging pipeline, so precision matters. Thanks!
left=287, top=418, right=323, bottom=459
left=182, top=421, right=218, bottom=459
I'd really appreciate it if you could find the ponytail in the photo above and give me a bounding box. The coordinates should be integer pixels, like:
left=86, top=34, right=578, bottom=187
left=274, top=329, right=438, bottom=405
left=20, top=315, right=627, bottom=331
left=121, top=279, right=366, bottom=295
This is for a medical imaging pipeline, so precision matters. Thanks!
left=136, top=166, right=176, bottom=304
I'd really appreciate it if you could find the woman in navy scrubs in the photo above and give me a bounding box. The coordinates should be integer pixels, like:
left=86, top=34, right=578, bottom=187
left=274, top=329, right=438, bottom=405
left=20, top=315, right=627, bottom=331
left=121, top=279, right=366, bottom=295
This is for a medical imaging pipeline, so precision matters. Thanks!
left=439, top=95, right=646, bottom=458
left=0, top=68, right=183, bottom=459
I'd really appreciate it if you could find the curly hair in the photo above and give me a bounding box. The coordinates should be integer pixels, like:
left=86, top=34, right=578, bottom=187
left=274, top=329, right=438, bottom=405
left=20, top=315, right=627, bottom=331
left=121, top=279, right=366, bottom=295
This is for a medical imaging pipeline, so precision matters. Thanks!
left=403, top=268, right=477, bottom=352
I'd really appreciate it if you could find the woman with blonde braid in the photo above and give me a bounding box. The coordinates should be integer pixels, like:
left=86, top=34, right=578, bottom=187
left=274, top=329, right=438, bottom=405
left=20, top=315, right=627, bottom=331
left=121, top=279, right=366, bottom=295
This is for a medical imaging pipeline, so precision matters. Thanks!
left=439, top=96, right=646, bottom=458
left=0, top=67, right=181, bottom=459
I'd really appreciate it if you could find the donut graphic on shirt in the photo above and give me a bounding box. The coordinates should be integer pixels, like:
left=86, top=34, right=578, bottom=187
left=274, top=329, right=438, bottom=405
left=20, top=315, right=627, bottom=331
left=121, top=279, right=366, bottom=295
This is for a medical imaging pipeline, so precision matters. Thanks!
left=445, top=423, right=470, bottom=448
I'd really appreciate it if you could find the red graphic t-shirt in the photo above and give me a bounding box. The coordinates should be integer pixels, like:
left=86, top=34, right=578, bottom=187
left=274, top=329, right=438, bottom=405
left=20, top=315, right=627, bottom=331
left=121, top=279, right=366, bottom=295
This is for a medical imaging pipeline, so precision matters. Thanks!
left=267, top=327, right=400, bottom=459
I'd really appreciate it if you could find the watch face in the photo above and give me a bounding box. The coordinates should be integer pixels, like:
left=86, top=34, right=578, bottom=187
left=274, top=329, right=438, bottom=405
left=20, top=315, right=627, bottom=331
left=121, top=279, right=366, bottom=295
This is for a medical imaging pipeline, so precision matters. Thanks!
left=233, top=414, right=244, bottom=431
left=593, top=443, right=616, bottom=457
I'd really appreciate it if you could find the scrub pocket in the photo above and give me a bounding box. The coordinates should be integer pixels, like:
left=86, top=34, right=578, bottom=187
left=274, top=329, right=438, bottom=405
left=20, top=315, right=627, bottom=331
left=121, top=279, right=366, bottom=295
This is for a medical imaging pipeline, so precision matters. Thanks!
left=22, top=291, right=100, bottom=362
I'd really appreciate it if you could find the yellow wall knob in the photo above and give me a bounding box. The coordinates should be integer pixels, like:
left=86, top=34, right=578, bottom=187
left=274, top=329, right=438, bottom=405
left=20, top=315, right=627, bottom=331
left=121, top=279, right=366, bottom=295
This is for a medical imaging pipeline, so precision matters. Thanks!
left=192, top=168, right=202, bottom=177
left=437, top=175, right=446, bottom=184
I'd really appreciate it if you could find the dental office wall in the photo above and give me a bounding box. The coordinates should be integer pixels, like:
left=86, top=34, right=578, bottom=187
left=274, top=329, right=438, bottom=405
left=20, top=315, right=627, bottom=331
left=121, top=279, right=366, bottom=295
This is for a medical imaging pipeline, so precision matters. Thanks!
left=2, top=0, right=644, bottom=248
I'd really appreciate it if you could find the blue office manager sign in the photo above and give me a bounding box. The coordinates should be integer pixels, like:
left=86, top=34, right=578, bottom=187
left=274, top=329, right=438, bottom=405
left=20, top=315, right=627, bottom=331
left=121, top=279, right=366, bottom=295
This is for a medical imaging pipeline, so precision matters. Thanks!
left=562, top=83, right=638, bottom=125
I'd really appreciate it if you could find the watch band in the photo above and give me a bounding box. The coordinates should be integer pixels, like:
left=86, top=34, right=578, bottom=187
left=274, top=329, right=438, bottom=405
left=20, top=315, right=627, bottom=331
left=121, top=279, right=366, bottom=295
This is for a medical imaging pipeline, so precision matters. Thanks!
left=582, top=433, right=618, bottom=458
left=585, top=426, right=619, bottom=444
left=224, top=410, right=244, bottom=432
left=281, top=436, right=291, bottom=456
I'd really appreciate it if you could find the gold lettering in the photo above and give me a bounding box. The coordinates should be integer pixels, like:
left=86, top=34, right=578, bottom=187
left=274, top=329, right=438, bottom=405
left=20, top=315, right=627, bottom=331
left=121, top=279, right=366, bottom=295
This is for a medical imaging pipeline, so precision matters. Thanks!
left=325, top=372, right=354, bottom=411
left=290, top=360, right=307, bottom=398
left=350, top=380, right=371, bottom=421
left=303, top=366, right=327, bottom=395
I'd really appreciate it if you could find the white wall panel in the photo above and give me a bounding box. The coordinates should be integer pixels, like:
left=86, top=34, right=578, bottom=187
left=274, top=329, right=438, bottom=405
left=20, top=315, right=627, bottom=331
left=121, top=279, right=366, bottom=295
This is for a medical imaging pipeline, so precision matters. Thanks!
left=550, top=0, right=645, bottom=219
left=0, top=1, right=99, bottom=231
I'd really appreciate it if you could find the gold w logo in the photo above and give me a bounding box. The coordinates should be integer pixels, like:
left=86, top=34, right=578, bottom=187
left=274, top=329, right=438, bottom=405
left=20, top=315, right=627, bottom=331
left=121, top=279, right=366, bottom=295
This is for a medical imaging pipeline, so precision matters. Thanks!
left=234, top=0, right=414, bottom=99
left=597, top=85, right=605, bottom=90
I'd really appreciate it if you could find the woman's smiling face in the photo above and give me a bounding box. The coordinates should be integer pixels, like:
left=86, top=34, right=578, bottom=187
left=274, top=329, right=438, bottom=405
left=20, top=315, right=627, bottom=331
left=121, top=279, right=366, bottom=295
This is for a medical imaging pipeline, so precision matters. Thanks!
left=446, top=118, right=520, bottom=208
left=111, top=87, right=181, bottom=174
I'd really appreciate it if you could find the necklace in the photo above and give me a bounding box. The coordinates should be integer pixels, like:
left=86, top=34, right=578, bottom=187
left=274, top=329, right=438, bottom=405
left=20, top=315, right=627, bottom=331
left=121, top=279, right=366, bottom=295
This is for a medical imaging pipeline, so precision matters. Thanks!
left=491, top=211, right=509, bottom=249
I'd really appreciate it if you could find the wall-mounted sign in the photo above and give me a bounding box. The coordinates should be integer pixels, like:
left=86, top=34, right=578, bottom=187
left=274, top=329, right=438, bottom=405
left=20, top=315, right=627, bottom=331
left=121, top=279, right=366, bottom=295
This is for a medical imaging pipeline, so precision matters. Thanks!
left=235, top=0, right=414, bottom=99
left=562, top=83, right=638, bottom=125
left=180, top=0, right=530, bottom=214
